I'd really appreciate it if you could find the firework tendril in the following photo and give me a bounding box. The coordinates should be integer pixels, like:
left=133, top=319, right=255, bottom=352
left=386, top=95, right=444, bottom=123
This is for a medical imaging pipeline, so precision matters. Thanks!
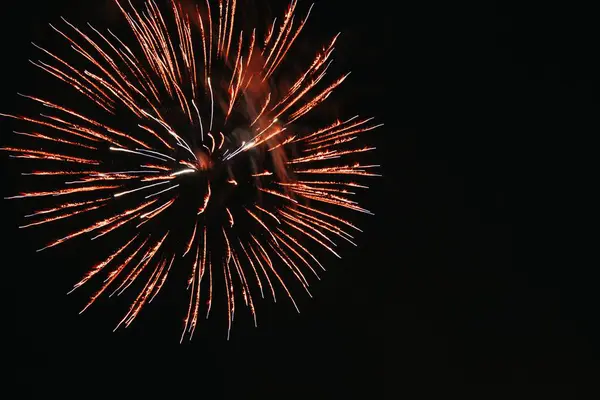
left=2, top=0, right=382, bottom=341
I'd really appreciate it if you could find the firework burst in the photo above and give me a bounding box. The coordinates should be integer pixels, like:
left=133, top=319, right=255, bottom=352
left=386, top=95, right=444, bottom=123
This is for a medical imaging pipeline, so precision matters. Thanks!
left=2, top=0, right=382, bottom=340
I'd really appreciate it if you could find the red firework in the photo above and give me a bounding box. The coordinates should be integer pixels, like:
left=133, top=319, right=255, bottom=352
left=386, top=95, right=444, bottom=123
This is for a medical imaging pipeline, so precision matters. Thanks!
left=2, top=0, right=382, bottom=341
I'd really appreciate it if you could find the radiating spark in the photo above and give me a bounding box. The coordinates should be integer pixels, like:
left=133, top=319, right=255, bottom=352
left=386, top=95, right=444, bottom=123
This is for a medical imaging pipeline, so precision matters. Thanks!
left=80, top=238, right=149, bottom=313
left=207, top=132, right=215, bottom=153
left=191, top=99, right=204, bottom=142
left=226, top=207, right=234, bottom=227
left=259, top=188, right=298, bottom=203
left=20, top=203, right=106, bottom=229
left=1, top=147, right=99, bottom=165
left=136, top=148, right=177, bottom=162
left=37, top=199, right=157, bottom=252
left=114, top=232, right=169, bottom=330
left=170, top=168, right=196, bottom=176
left=208, top=77, right=214, bottom=130
left=140, top=197, right=176, bottom=220
left=251, top=170, right=273, bottom=177
left=145, top=183, right=179, bottom=199
left=149, top=255, right=175, bottom=303
left=245, top=207, right=278, bottom=243
left=197, top=182, right=211, bottom=214
left=114, top=180, right=171, bottom=198
left=25, top=197, right=110, bottom=218
left=268, top=135, right=296, bottom=152
left=255, top=204, right=281, bottom=224
left=109, top=146, right=168, bottom=162
left=183, top=223, right=197, bottom=257
left=68, top=235, right=139, bottom=294
left=5, top=185, right=118, bottom=200
left=13, top=130, right=96, bottom=150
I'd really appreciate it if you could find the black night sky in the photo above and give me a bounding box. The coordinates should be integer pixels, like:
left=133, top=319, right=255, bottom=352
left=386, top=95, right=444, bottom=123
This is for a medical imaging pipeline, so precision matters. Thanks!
left=2, top=0, right=597, bottom=396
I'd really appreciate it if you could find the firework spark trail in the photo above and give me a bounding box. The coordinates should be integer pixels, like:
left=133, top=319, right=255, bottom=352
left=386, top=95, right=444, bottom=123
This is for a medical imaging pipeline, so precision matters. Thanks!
left=5, top=185, right=118, bottom=200
left=24, top=197, right=110, bottom=218
left=68, top=235, right=139, bottom=294
left=13, top=129, right=96, bottom=150
left=187, top=245, right=205, bottom=339
left=2, top=0, right=382, bottom=340
left=150, top=254, right=175, bottom=302
left=239, top=239, right=264, bottom=298
left=252, top=234, right=300, bottom=313
left=36, top=199, right=157, bottom=251
left=114, top=232, right=169, bottom=330
left=19, top=203, right=107, bottom=229
left=79, top=238, right=149, bottom=313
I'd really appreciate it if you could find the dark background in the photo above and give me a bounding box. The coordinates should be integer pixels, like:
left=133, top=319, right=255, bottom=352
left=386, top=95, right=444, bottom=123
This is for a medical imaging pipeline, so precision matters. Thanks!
left=1, top=0, right=595, bottom=396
